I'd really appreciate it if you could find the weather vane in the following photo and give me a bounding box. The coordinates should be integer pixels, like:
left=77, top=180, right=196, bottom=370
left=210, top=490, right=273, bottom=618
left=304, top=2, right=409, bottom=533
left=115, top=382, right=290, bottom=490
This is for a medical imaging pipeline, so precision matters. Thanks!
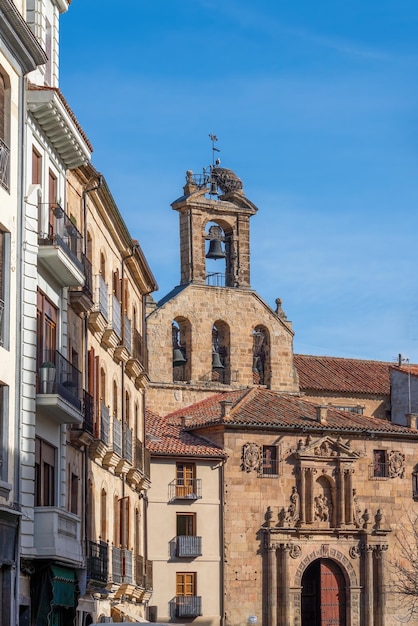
left=209, top=133, right=221, bottom=167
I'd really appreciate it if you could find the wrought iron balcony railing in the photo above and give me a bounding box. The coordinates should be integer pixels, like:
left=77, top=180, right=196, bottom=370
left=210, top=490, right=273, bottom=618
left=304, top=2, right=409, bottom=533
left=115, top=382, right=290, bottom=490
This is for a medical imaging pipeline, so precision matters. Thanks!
left=39, top=210, right=83, bottom=270
left=37, top=349, right=82, bottom=410
left=112, top=547, right=133, bottom=584
left=135, top=555, right=153, bottom=590
left=110, top=293, right=122, bottom=338
left=99, top=402, right=110, bottom=445
left=87, top=539, right=108, bottom=584
left=175, top=596, right=202, bottom=618
left=0, top=138, right=10, bottom=191
left=176, top=535, right=202, bottom=558
left=169, top=478, right=202, bottom=501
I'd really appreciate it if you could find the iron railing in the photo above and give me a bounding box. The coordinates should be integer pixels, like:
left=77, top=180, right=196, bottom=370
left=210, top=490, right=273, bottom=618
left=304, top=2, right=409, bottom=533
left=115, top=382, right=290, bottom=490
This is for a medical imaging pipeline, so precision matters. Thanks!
left=110, top=293, right=122, bottom=338
left=206, top=272, right=225, bottom=287
left=39, top=210, right=83, bottom=270
left=37, top=349, right=82, bottom=410
left=112, top=547, right=133, bottom=584
left=99, top=402, right=110, bottom=445
left=169, top=478, right=202, bottom=501
left=175, top=596, right=202, bottom=618
left=176, top=535, right=202, bottom=558
left=0, top=298, right=4, bottom=347
left=82, top=390, right=94, bottom=434
left=95, top=274, right=108, bottom=319
left=123, top=425, right=133, bottom=463
left=132, top=329, right=148, bottom=369
left=113, top=417, right=122, bottom=456
left=369, top=462, right=388, bottom=479
left=123, top=314, right=132, bottom=353
left=0, top=138, right=10, bottom=191
left=135, top=438, right=143, bottom=471
left=87, top=539, right=108, bottom=583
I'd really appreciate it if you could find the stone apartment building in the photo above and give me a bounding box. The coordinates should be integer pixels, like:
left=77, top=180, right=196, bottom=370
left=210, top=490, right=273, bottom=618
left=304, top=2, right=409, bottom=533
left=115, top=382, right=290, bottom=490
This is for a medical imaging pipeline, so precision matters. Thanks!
left=0, top=1, right=46, bottom=623
left=67, top=163, right=157, bottom=624
left=145, top=164, right=418, bottom=626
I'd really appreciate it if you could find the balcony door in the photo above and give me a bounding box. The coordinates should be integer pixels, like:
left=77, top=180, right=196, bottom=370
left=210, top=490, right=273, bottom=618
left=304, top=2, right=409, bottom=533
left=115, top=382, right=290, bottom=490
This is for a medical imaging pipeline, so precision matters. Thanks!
left=176, top=462, right=195, bottom=498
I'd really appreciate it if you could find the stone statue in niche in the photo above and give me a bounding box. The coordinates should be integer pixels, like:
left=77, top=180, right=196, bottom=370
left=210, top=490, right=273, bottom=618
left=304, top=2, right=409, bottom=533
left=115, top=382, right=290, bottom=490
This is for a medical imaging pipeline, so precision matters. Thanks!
left=285, top=486, right=300, bottom=524
left=352, top=489, right=362, bottom=527
left=314, top=493, right=332, bottom=522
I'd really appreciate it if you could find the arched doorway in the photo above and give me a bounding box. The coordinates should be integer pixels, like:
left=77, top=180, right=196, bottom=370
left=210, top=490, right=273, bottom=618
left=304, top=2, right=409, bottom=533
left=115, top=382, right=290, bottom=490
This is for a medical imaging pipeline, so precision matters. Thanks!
left=301, top=558, right=346, bottom=626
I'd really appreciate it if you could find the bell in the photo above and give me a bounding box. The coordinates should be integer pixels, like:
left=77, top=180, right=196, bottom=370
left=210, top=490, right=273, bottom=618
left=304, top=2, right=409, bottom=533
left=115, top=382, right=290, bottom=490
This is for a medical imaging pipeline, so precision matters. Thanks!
left=212, top=351, right=224, bottom=369
left=206, top=239, right=226, bottom=260
left=173, top=348, right=187, bottom=367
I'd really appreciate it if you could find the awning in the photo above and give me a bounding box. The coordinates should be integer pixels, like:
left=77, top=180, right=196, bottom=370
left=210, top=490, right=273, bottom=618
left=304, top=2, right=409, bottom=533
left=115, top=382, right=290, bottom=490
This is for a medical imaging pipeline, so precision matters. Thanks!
left=50, top=565, right=77, bottom=608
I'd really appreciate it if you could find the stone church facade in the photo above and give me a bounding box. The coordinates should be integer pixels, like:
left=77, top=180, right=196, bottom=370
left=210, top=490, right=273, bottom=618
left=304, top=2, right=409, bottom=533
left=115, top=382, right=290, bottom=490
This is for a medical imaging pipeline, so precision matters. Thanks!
left=145, top=165, right=418, bottom=626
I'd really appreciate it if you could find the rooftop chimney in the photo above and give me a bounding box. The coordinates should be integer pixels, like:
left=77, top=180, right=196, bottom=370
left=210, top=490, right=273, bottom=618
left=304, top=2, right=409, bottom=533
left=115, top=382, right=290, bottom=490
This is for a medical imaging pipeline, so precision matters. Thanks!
left=220, top=400, right=233, bottom=418
left=406, top=413, right=418, bottom=430
left=316, top=405, right=328, bottom=424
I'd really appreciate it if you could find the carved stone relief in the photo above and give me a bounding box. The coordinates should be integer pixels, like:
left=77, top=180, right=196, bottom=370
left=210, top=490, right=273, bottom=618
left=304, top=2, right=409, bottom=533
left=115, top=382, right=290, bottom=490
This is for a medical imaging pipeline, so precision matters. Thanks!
left=241, top=442, right=262, bottom=472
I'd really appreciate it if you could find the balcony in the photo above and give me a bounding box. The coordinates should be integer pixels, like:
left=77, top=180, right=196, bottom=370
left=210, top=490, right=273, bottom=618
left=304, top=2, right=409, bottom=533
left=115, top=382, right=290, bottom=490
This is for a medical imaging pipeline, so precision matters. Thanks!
left=175, top=596, right=202, bottom=618
left=88, top=275, right=108, bottom=334
left=169, top=479, right=202, bottom=502
left=36, top=350, right=83, bottom=425
left=69, top=390, right=95, bottom=447
left=89, top=402, right=110, bottom=461
left=112, top=547, right=133, bottom=584
left=38, top=209, right=85, bottom=287
left=114, top=315, right=132, bottom=363
left=127, top=438, right=147, bottom=488
left=69, top=254, right=94, bottom=315
left=0, top=298, right=4, bottom=347
left=135, top=555, right=153, bottom=590
left=176, top=535, right=202, bottom=558
left=102, top=293, right=121, bottom=350
left=34, top=507, right=82, bottom=565
left=87, top=539, right=108, bottom=584
left=126, top=329, right=148, bottom=385
left=0, top=138, right=10, bottom=192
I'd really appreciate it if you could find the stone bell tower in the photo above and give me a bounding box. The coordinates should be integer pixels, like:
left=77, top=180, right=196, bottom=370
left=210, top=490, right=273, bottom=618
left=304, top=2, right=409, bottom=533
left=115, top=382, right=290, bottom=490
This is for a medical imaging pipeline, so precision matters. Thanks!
left=174, top=167, right=258, bottom=288
left=146, top=164, right=299, bottom=416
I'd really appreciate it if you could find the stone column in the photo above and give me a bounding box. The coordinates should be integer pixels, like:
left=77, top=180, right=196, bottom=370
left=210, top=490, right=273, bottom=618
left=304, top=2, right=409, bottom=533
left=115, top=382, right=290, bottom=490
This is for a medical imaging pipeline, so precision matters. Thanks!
left=279, top=544, right=290, bottom=626
left=346, top=469, right=354, bottom=524
left=337, top=468, right=345, bottom=527
left=299, top=468, right=306, bottom=523
left=375, top=545, right=388, bottom=626
left=364, top=545, right=374, bottom=626
left=267, top=544, right=277, bottom=626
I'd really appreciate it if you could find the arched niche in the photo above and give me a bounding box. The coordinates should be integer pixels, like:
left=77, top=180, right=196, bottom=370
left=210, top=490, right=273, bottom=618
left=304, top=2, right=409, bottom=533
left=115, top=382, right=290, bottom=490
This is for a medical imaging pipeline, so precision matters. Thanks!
left=172, top=317, right=191, bottom=382
left=314, top=474, right=337, bottom=528
left=252, top=325, right=271, bottom=387
left=204, top=219, right=235, bottom=287
left=212, top=320, right=230, bottom=384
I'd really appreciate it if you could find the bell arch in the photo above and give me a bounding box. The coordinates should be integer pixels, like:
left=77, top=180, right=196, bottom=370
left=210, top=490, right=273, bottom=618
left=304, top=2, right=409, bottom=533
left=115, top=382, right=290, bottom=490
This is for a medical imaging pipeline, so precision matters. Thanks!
left=204, top=219, right=235, bottom=287
left=252, top=325, right=271, bottom=387
left=212, top=320, right=230, bottom=384
left=172, top=317, right=191, bottom=382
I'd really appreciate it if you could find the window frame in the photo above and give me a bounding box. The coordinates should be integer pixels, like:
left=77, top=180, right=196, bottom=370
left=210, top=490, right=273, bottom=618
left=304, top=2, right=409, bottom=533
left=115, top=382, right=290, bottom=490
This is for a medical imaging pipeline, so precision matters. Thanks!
left=35, top=436, right=56, bottom=507
left=260, top=445, right=279, bottom=477
left=176, top=512, right=196, bottom=537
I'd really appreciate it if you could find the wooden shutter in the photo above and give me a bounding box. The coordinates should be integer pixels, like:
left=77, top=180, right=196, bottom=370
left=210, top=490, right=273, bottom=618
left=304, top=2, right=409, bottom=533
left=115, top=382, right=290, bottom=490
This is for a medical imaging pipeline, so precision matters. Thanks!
left=119, top=496, right=130, bottom=548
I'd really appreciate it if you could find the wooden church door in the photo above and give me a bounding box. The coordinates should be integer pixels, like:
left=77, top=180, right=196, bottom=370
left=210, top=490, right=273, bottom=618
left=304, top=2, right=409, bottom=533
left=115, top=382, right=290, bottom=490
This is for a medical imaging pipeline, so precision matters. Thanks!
left=301, top=559, right=347, bottom=626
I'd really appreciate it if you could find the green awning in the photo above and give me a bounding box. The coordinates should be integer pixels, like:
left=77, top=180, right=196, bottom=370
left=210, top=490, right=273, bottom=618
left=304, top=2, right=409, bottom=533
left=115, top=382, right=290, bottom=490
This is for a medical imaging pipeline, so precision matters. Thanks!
left=50, top=565, right=76, bottom=608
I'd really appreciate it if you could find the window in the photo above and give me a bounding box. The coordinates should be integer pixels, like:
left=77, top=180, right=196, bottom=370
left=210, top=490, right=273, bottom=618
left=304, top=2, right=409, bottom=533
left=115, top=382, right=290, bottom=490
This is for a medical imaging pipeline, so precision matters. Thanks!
left=118, top=496, right=130, bottom=548
left=100, top=488, right=107, bottom=540
left=0, top=229, right=10, bottom=348
left=35, top=437, right=56, bottom=506
left=177, top=513, right=196, bottom=537
left=70, top=472, right=78, bottom=515
left=37, top=291, right=57, bottom=391
left=32, top=147, right=42, bottom=185
left=332, top=405, right=364, bottom=415
left=0, top=385, right=8, bottom=484
left=48, top=169, right=57, bottom=236
left=176, top=463, right=195, bottom=498
left=175, top=573, right=201, bottom=617
left=372, top=450, right=388, bottom=478
left=261, top=445, right=279, bottom=476
left=0, top=71, right=10, bottom=191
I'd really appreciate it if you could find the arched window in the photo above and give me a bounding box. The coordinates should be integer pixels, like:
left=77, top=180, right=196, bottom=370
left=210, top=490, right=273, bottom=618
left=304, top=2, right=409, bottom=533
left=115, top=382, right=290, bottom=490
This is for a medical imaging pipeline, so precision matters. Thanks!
left=100, top=488, right=107, bottom=540
left=212, top=321, right=230, bottom=384
left=113, top=494, right=119, bottom=546
left=100, top=252, right=106, bottom=280
left=125, top=390, right=130, bottom=427
left=113, top=380, right=118, bottom=418
left=87, top=232, right=93, bottom=261
left=88, top=479, right=95, bottom=540
left=100, top=367, right=106, bottom=404
left=253, top=325, right=271, bottom=387
left=172, top=317, right=191, bottom=382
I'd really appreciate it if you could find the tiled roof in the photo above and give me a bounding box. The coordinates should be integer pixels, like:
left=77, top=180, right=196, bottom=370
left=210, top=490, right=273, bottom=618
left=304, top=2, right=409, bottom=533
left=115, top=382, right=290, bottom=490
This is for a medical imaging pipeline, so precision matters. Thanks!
left=145, top=409, right=225, bottom=457
left=166, top=388, right=416, bottom=435
left=294, top=354, right=392, bottom=395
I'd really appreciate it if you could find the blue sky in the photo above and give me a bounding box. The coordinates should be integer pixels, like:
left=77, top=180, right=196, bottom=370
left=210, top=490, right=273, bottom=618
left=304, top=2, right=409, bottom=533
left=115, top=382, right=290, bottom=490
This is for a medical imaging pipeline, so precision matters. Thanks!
left=60, top=0, right=418, bottom=363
